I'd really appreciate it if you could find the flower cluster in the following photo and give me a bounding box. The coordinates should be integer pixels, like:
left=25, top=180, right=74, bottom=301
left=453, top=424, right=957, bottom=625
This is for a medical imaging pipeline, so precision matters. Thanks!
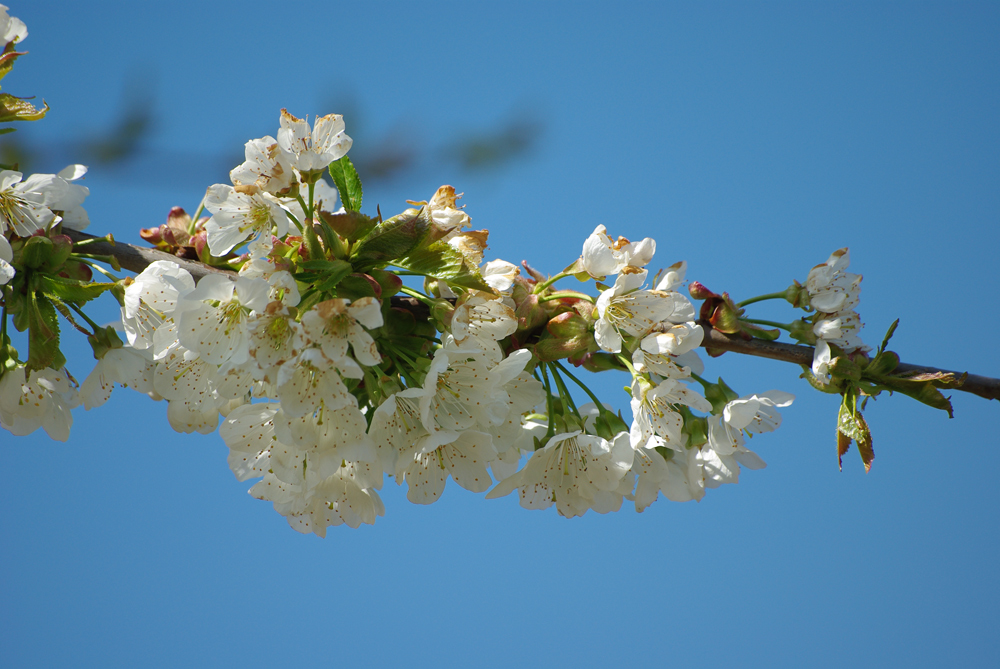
left=0, top=99, right=801, bottom=533
left=481, top=225, right=794, bottom=517
left=0, top=3, right=969, bottom=536
left=804, top=248, right=869, bottom=382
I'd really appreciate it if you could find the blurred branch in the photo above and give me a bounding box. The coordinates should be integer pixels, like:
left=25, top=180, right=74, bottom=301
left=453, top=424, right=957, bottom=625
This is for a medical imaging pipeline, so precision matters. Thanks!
left=62, top=228, right=1000, bottom=402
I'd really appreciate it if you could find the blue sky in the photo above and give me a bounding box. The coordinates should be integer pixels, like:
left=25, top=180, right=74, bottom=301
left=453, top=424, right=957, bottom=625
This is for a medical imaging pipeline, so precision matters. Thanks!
left=3, top=2, right=999, bottom=667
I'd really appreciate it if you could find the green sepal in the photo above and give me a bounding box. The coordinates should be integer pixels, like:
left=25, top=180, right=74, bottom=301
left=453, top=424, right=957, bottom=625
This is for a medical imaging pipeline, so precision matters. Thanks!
left=742, top=322, right=781, bottom=341
left=39, top=275, right=114, bottom=305
left=26, top=293, right=65, bottom=371
left=328, top=156, right=363, bottom=212
left=19, top=235, right=54, bottom=269
left=787, top=318, right=817, bottom=345
left=395, top=240, right=491, bottom=292
left=88, top=325, right=125, bottom=361
left=655, top=445, right=675, bottom=462
left=336, top=273, right=381, bottom=300
left=367, top=268, right=403, bottom=297
left=591, top=410, right=629, bottom=442
left=351, top=208, right=430, bottom=270
left=679, top=405, right=709, bottom=449
left=704, top=376, right=740, bottom=415
left=799, top=365, right=843, bottom=394
left=0, top=93, right=48, bottom=123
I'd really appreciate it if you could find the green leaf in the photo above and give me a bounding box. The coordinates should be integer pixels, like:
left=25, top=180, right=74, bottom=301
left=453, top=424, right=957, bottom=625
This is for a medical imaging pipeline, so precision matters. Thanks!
left=26, top=293, right=65, bottom=371
left=866, top=350, right=900, bottom=377
left=319, top=209, right=377, bottom=243
left=0, top=48, right=25, bottom=83
left=877, top=375, right=956, bottom=418
left=304, top=259, right=353, bottom=293
left=837, top=389, right=874, bottom=472
left=328, top=156, right=363, bottom=212
left=0, top=93, right=48, bottom=123
left=877, top=319, right=899, bottom=356
left=394, top=240, right=491, bottom=291
left=351, top=208, right=431, bottom=270
left=39, top=275, right=114, bottom=304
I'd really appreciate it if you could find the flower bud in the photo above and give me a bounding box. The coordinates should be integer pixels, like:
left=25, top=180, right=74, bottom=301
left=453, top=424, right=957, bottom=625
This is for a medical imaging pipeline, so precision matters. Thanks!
left=688, top=281, right=715, bottom=301
left=546, top=312, right=590, bottom=339
left=579, top=351, right=623, bottom=373
left=534, top=335, right=592, bottom=362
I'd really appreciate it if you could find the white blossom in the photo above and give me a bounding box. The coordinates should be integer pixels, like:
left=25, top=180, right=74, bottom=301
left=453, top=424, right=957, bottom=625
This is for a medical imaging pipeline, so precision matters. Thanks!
left=0, top=4, right=27, bottom=46
left=204, top=184, right=289, bottom=257
left=80, top=347, right=155, bottom=410
left=487, top=430, right=634, bottom=517
left=175, top=274, right=270, bottom=366
left=277, top=109, right=352, bottom=172
left=121, top=261, right=195, bottom=355
left=229, top=136, right=295, bottom=194
left=629, top=377, right=712, bottom=450
left=594, top=271, right=683, bottom=353
left=0, top=366, right=78, bottom=441
left=0, top=170, right=55, bottom=236
left=581, top=225, right=655, bottom=278
left=0, top=235, right=14, bottom=285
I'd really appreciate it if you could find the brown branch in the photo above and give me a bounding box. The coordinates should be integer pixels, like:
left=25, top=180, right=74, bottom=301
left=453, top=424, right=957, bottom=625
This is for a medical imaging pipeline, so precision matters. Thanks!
left=699, top=323, right=999, bottom=402
left=65, top=229, right=1000, bottom=402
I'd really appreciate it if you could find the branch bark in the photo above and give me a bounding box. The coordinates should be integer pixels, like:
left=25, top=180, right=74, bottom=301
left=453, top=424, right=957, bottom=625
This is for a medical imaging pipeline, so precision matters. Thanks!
left=65, top=229, right=1000, bottom=402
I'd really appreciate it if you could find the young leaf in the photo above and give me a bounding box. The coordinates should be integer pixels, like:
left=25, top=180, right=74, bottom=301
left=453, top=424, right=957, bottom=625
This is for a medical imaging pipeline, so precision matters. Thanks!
left=319, top=210, right=377, bottom=243
left=0, top=93, right=49, bottom=123
left=39, top=275, right=113, bottom=304
left=351, top=208, right=430, bottom=270
left=26, top=293, right=65, bottom=371
left=328, top=156, right=363, bottom=212
left=394, top=240, right=491, bottom=291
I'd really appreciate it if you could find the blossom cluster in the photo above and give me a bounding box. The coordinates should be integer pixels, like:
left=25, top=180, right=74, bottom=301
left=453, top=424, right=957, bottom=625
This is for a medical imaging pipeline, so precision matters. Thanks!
left=0, top=96, right=802, bottom=534
left=804, top=248, right=869, bottom=382
left=0, top=1, right=965, bottom=536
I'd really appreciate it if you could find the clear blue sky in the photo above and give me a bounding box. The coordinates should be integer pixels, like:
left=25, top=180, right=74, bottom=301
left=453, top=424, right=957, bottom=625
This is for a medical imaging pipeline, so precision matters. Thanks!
left=3, top=2, right=999, bottom=667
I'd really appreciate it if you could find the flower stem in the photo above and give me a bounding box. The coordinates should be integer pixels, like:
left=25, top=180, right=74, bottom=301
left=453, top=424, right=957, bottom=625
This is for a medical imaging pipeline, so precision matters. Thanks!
left=70, top=234, right=114, bottom=248
left=549, top=363, right=582, bottom=421
left=736, top=291, right=787, bottom=308
left=553, top=361, right=605, bottom=413
left=538, top=290, right=594, bottom=303
left=533, top=271, right=573, bottom=295
left=615, top=353, right=638, bottom=377
left=285, top=208, right=304, bottom=234
left=188, top=197, right=206, bottom=235
left=73, top=257, right=121, bottom=282
left=300, top=184, right=325, bottom=260
left=741, top=318, right=791, bottom=331
left=540, top=363, right=557, bottom=444
left=399, top=286, right=437, bottom=307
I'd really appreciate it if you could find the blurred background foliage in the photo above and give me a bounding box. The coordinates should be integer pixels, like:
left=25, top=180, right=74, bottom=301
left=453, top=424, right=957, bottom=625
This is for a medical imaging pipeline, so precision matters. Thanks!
left=0, top=73, right=544, bottom=191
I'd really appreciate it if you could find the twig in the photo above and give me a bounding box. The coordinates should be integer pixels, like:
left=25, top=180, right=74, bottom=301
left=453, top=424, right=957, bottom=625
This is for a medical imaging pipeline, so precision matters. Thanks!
left=63, top=229, right=1000, bottom=402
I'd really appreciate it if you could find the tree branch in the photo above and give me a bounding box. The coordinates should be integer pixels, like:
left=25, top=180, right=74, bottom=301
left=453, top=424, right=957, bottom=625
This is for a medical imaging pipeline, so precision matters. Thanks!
left=64, top=229, right=1000, bottom=402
